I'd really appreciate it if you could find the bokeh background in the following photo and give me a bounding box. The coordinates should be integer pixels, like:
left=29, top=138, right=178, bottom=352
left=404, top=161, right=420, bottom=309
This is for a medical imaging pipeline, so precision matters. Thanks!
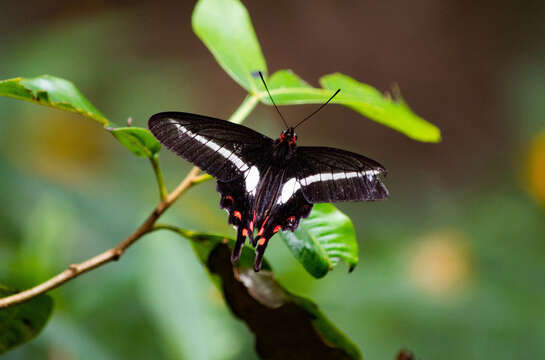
left=1, top=1, right=544, bottom=359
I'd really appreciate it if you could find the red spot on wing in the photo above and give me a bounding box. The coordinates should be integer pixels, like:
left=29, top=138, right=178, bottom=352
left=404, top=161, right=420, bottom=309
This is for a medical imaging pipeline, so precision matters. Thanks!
left=242, top=228, right=248, bottom=237
left=258, top=237, right=266, bottom=246
left=225, top=195, right=234, bottom=203
left=249, top=211, right=256, bottom=231
left=273, top=225, right=282, bottom=233
left=233, top=211, right=242, bottom=220
left=257, top=216, right=270, bottom=236
left=286, top=216, right=296, bottom=224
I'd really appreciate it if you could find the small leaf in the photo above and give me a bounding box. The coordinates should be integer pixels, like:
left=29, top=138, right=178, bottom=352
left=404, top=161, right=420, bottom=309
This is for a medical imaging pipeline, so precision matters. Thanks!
left=192, top=0, right=267, bottom=93
left=262, top=70, right=441, bottom=142
left=110, top=127, right=162, bottom=158
left=279, top=204, right=358, bottom=279
left=0, top=285, right=54, bottom=354
left=0, top=75, right=108, bottom=125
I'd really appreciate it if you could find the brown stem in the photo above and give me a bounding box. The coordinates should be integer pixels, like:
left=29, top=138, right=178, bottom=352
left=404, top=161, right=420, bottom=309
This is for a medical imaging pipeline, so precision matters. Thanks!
left=0, top=166, right=201, bottom=309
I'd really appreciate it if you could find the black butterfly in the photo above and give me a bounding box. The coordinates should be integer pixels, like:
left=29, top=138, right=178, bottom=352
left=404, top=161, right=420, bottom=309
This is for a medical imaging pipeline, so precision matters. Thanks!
left=148, top=75, right=388, bottom=271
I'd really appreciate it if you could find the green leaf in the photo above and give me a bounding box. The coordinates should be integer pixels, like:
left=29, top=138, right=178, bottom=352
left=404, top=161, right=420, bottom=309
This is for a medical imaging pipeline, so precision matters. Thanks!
left=192, top=0, right=267, bottom=93
left=109, top=127, right=161, bottom=158
left=0, top=285, right=54, bottom=355
left=268, top=69, right=311, bottom=89
left=261, top=70, right=441, bottom=142
left=321, top=73, right=441, bottom=142
left=0, top=75, right=108, bottom=125
left=263, top=69, right=329, bottom=105
left=279, top=204, right=358, bottom=279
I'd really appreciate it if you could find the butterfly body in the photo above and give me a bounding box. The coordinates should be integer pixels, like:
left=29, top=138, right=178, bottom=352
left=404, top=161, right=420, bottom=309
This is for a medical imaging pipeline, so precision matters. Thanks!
left=149, top=112, right=388, bottom=271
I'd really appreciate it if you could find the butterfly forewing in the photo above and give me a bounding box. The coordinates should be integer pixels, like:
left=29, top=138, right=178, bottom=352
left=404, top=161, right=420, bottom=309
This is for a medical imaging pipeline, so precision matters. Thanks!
left=149, top=112, right=273, bottom=182
left=294, top=147, right=388, bottom=203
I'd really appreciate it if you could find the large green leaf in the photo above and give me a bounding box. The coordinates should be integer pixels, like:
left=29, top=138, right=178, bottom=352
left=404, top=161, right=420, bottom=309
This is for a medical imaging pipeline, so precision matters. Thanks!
left=0, top=75, right=108, bottom=125
left=279, top=204, right=358, bottom=279
left=261, top=70, right=441, bottom=142
left=0, top=285, right=54, bottom=354
left=159, top=225, right=361, bottom=359
left=109, top=127, right=161, bottom=158
left=192, top=0, right=267, bottom=93
left=321, top=73, right=441, bottom=142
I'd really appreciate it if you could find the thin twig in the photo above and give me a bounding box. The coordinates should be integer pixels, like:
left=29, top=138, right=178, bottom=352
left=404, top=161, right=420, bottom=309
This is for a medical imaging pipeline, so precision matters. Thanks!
left=149, top=155, right=168, bottom=201
left=0, top=166, right=201, bottom=309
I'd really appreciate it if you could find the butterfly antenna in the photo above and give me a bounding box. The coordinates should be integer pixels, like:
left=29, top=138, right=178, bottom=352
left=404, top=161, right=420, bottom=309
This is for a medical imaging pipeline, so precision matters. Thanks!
left=294, top=89, right=341, bottom=129
left=257, top=71, right=289, bottom=128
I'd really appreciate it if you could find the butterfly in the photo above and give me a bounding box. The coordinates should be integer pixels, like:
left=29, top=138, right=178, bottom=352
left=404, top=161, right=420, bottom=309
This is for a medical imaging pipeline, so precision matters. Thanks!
left=148, top=73, right=389, bottom=271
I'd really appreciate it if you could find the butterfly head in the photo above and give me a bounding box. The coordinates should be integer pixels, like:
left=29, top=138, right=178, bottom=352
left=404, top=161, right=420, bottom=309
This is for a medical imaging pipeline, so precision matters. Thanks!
left=279, top=127, right=297, bottom=146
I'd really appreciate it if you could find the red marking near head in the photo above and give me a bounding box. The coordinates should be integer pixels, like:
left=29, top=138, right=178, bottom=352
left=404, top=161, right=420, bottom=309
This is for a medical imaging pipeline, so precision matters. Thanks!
left=288, top=135, right=297, bottom=145
left=242, top=228, right=248, bottom=237
left=286, top=216, right=296, bottom=223
left=280, top=132, right=285, bottom=142
left=258, top=237, right=266, bottom=246
left=225, top=195, right=234, bottom=203
left=233, top=211, right=242, bottom=220
left=273, top=225, right=282, bottom=233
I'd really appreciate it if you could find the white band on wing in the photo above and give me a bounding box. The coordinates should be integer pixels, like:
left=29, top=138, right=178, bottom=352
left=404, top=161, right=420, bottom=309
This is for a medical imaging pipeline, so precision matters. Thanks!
left=169, top=121, right=249, bottom=172
left=245, top=166, right=260, bottom=196
left=276, top=169, right=381, bottom=204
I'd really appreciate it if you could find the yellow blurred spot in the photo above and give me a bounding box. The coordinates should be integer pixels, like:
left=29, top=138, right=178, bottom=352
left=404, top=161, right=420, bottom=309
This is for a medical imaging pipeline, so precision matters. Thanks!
left=208, top=284, right=225, bottom=306
left=3, top=110, right=107, bottom=186
left=407, top=230, right=471, bottom=297
left=527, top=132, right=545, bottom=207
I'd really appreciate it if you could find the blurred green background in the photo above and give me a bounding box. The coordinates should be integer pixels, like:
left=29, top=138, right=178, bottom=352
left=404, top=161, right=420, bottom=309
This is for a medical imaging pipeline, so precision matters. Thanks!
left=1, top=1, right=545, bottom=359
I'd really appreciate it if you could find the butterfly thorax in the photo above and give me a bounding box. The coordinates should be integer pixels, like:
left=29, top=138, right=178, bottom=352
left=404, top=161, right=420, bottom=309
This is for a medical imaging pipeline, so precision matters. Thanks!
left=272, top=128, right=297, bottom=163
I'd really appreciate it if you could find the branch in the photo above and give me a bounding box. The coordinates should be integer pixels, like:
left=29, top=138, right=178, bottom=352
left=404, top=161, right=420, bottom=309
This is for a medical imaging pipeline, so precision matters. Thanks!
left=0, top=166, right=201, bottom=309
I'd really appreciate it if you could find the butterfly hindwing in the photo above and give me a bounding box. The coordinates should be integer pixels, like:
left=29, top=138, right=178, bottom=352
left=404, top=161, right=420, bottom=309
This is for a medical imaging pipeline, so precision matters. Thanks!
left=294, top=146, right=388, bottom=203
left=149, top=112, right=273, bottom=182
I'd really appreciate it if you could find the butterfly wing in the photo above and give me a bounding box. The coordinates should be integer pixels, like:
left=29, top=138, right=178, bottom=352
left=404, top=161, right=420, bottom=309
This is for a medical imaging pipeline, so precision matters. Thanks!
left=294, top=146, right=389, bottom=203
left=148, top=112, right=273, bottom=182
